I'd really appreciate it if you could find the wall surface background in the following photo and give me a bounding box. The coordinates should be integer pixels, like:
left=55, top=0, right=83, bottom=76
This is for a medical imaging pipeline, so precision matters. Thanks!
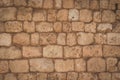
left=0, top=0, right=120, bottom=80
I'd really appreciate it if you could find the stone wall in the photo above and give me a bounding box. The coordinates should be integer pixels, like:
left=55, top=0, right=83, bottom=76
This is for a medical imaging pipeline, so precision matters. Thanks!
left=0, top=0, right=120, bottom=80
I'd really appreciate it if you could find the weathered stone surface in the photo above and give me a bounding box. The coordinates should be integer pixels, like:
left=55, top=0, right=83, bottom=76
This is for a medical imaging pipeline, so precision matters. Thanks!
left=72, top=22, right=84, bottom=31
left=48, top=73, right=66, bottom=80
left=4, top=74, right=17, bottom=80
left=0, top=46, right=21, bottom=59
left=9, top=60, right=29, bottom=73
left=83, top=45, right=102, bottom=57
left=31, top=33, right=39, bottom=46
left=107, top=33, right=120, bottom=45
left=112, top=73, right=120, bottom=80
left=93, top=11, right=101, bottom=22
left=57, top=9, right=68, bottom=21
left=0, top=33, right=11, bottom=46
left=43, top=45, right=63, bottom=58
left=90, top=0, right=99, bottom=9
left=0, top=0, right=13, bottom=6
left=24, top=21, right=35, bottom=33
left=30, top=58, right=54, bottom=72
left=67, top=72, right=78, bottom=80
left=81, top=0, right=89, bottom=8
left=75, top=0, right=81, bottom=9
left=36, top=22, right=53, bottom=32
left=53, top=22, right=62, bottom=32
left=55, top=0, right=62, bottom=8
left=0, top=7, right=16, bottom=21
left=99, top=73, right=111, bottom=80
left=69, top=9, right=79, bottom=21
left=48, top=10, right=57, bottom=22
left=43, top=0, right=53, bottom=8
left=28, top=0, right=43, bottom=8
left=57, top=33, right=66, bottom=45
left=85, top=22, right=96, bottom=33
left=87, top=58, right=105, bottom=72
left=100, top=0, right=109, bottom=9
left=97, top=23, right=112, bottom=32
left=33, top=10, right=46, bottom=21
left=107, top=58, right=118, bottom=72
left=95, top=33, right=107, bottom=44
left=80, top=9, right=92, bottom=22
left=14, top=0, right=27, bottom=6
left=17, top=7, right=32, bottom=20
left=77, top=32, right=94, bottom=45
left=13, top=33, right=30, bottom=46
left=23, top=46, right=42, bottom=58
left=102, top=10, right=116, bottom=23
left=67, top=33, right=76, bottom=46
left=39, top=33, right=57, bottom=45
left=63, top=22, right=72, bottom=32
left=0, top=75, right=3, bottom=80
left=63, top=0, right=74, bottom=8
left=0, top=61, right=8, bottom=73
left=37, top=73, right=47, bottom=80
left=18, top=73, right=36, bottom=80
left=64, top=46, right=82, bottom=58
left=55, top=59, right=74, bottom=72
left=0, top=22, right=5, bottom=32
left=5, top=21, right=22, bottom=32
left=75, top=59, right=86, bottom=72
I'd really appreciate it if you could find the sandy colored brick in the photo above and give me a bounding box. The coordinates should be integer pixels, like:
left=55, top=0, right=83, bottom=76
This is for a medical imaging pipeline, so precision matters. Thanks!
left=116, top=10, right=120, bottom=20
left=95, top=33, right=107, bottom=44
left=118, top=61, right=120, bottom=71
left=0, top=61, right=8, bottom=73
left=55, top=59, right=74, bottom=72
left=80, top=9, right=92, bottom=22
left=14, top=0, right=27, bottom=6
left=55, top=0, right=62, bottom=8
left=28, top=0, right=43, bottom=8
left=30, top=58, right=54, bottom=72
left=90, top=0, right=99, bottom=9
left=0, top=22, right=5, bottom=32
left=63, top=22, right=72, bottom=32
left=43, top=0, right=53, bottom=8
left=43, top=45, right=63, bottom=58
left=69, top=9, right=79, bottom=21
left=36, top=22, right=53, bottom=32
left=18, top=73, right=36, bottom=80
left=87, top=58, right=105, bottom=72
left=63, top=0, right=74, bottom=8
left=75, top=0, right=81, bottom=9
left=0, top=7, right=16, bottom=21
left=107, top=33, right=120, bottom=45
left=112, top=23, right=120, bottom=33
left=67, top=72, right=78, bottom=80
left=83, top=45, right=102, bottom=57
left=97, top=23, right=112, bottom=32
left=13, top=33, right=30, bottom=46
left=103, top=45, right=120, bottom=57
left=67, top=33, right=76, bottom=46
left=5, top=21, right=22, bottom=32
left=0, top=33, right=11, bottom=46
left=17, top=7, right=32, bottom=21
left=112, top=73, right=120, bottom=80
left=93, top=11, right=101, bottom=22
left=107, top=58, right=118, bottom=72
left=75, top=59, right=86, bottom=72
left=64, top=46, right=82, bottom=58
left=33, top=10, right=46, bottom=21
left=57, top=33, right=66, bottom=45
left=37, top=73, right=47, bottom=80
left=72, top=22, right=84, bottom=31
left=4, top=74, right=17, bottom=80
left=9, top=60, right=29, bottom=73
left=100, top=0, right=109, bottom=9
left=0, top=75, right=3, bottom=80
left=0, top=46, right=21, bottom=59
left=31, top=33, right=39, bottom=46
left=39, top=33, right=56, bottom=45
left=77, top=32, right=94, bottom=45
left=57, top=9, right=68, bottom=21
left=99, top=73, right=111, bottom=80
left=78, top=73, right=98, bottom=80
left=53, top=22, right=62, bottom=32
left=48, top=73, right=66, bottom=80
left=24, top=21, right=35, bottom=33
left=81, top=0, right=89, bottom=8
left=0, top=0, right=13, bottom=6
left=85, top=22, right=96, bottom=33
left=102, top=10, right=116, bottom=23
left=48, top=10, right=57, bottom=22
left=23, top=46, right=42, bottom=58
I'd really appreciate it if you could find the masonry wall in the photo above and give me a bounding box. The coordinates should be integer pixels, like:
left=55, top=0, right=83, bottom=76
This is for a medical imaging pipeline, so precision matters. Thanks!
left=0, top=0, right=120, bottom=80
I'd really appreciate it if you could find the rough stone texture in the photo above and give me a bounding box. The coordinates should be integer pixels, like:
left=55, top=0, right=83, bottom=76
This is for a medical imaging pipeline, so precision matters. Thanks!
left=31, top=33, right=39, bottom=46
left=93, top=11, right=101, bottom=22
left=87, top=58, right=106, bottom=72
left=63, top=0, right=74, bottom=8
left=5, top=21, right=22, bottom=32
left=14, top=0, right=27, bottom=6
left=67, top=33, right=76, bottom=46
left=69, top=9, right=79, bottom=21
left=48, top=73, right=66, bottom=80
left=0, top=22, right=5, bottom=32
left=43, top=45, right=63, bottom=58
left=95, top=33, right=107, bottom=44
left=4, top=74, right=17, bottom=80
left=85, top=22, right=96, bottom=33
left=43, top=0, right=53, bottom=9
left=0, top=33, right=11, bottom=46
left=9, top=60, right=29, bottom=73
left=57, top=9, right=68, bottom=21
left=55, top=0, right=62, bottom=8
left=57, top=33, right=66, bottom=45
left=63, top=22, right=72, bottom=32
left=100, top=0, right=109, bottom=9
left=64, top=46, right=82, bottom=58
left=55, top=59, right=74, bottom=72
left=48, top=10, right=57, bottom=22
left=112, top=73, right=120, bottom=80
left=75, top=59, right=86, bottom=72
left=67, top=72, right=78, bottom=80
left=83, top=45, right=102, bottom=57
left=28, top=0, right=43, bottom=8
left=0, top=0, right=13, bottom=6
left=37, top=73, right=47, bottom=80
left=72, top=22, right=84, bottom=31
left=77, top=32, right=94, bottom=45
left=0, top=61, right=8, bottom=73
left=30, top=58, right=54, bottom=72
left=18, top=73, right=36, bottom=80
left=53, top=22, right=62, bottom=32
left=99, top=73, right=111, bottom=80
left=90, top=0, right=99, bottom=10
